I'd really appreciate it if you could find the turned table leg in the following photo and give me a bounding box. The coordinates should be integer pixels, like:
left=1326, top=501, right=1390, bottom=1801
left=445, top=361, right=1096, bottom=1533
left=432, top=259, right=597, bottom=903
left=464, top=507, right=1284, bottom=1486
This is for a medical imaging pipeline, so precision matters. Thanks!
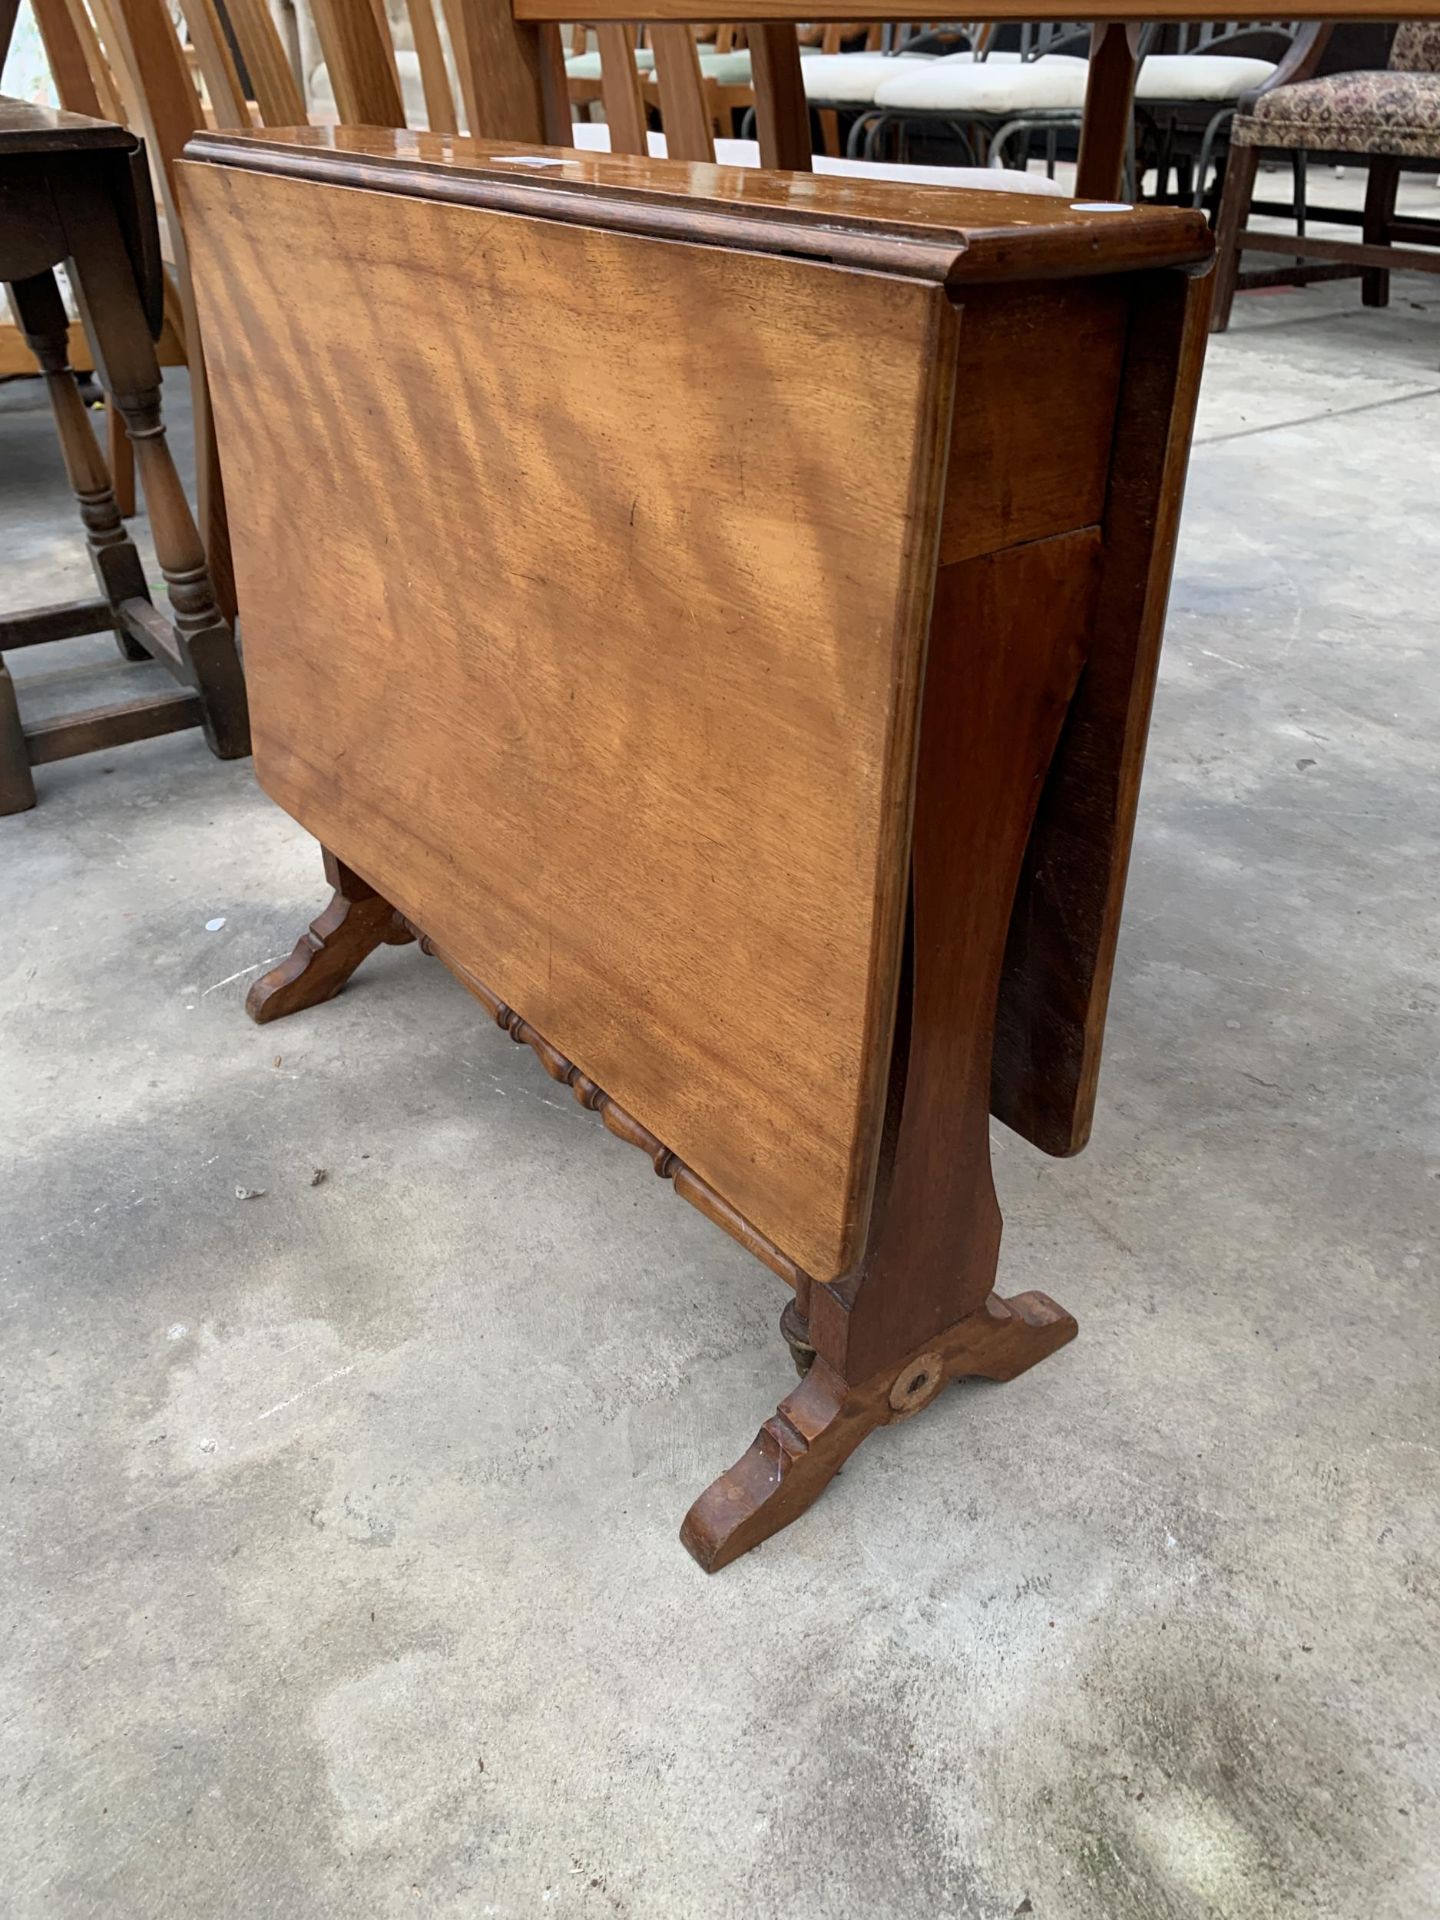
left=9, top=268, right=150, bottom=664
left=107, top=395, right=136, bottom=517
left=63, top=169, right=250, bottom=759
left=247, top=848, right=414, bottom=1024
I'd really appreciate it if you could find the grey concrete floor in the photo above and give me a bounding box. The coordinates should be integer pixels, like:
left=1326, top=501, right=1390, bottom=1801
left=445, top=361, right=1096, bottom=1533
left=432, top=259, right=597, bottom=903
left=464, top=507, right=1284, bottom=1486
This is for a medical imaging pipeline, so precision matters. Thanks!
left=2, top=259, right=1438, bottom=1920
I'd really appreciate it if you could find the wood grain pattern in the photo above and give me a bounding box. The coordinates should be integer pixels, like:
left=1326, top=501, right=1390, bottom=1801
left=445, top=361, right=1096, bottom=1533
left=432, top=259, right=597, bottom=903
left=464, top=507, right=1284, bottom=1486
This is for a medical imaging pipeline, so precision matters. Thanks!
left=179, top=134, right=1216, bottom=1563
left=175, top=0, right=250, bottom=129
left=410, top=928, right=810, bottom=1291
left=179, top=155, right=959, bottom=1279
left=403, top=0, right=459, bottom=134
left=30, top=0, right=106, bottom=117
left=445, top=0, right=551, bottom=142
left=941, top=280, right=1127, bottom=567
left=810, top=526, right=1100, bottom=1385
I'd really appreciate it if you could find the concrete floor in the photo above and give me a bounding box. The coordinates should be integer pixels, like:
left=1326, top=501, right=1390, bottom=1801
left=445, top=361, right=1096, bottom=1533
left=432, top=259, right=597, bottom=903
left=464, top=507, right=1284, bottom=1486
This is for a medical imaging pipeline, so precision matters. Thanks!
left=2, top=247, right=1438, bottom=1919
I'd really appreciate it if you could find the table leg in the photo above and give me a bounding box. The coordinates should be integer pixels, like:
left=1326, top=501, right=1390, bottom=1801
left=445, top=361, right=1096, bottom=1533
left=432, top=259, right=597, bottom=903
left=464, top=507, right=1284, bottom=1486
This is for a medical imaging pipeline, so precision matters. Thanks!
left=682, top=1293, right=1077, bottom=1573
left=106, top=395, right=136, bottom=517
left=8, top=269, right=150, bottom=664
left=62, top=168, right=250, bottom=759
left=0, top=655, right=35, bottom=815
left=1076, top=21, right=1143, bottom=202
left=247, top=848, right=415, bottom=1024
left=683, top=530, right=1094, bottom=1570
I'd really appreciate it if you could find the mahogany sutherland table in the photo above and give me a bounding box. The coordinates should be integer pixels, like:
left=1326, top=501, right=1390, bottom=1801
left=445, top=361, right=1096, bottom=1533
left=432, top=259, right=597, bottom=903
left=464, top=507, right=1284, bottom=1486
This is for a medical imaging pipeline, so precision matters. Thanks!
left=179, top=128, right=1213, bottom=1570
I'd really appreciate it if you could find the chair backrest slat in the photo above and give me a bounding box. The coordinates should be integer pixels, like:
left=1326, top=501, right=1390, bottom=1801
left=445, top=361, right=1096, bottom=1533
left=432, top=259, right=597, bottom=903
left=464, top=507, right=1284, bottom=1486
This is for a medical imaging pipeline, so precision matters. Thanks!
left=220, top=0, right=308, bottom=126
left=745, top=21, right=809, bottom=171
left=31, top=0, right=106, bottom=115
left=178, top=0, right=252, bottom=126
left=94, top=0, right=204, bottom=226
left=438, top=0, right=481, bottom=129
left=750, top=22, right=810, bottom=168
left=309, top=0, right=406, bottom=126
left=445, top=0, right=556, bottom=142
left=596, top=22, right=647, bottom=154
left=650, top=21, right=714, bottom=161
left=404, top=0, right=460, bottom=133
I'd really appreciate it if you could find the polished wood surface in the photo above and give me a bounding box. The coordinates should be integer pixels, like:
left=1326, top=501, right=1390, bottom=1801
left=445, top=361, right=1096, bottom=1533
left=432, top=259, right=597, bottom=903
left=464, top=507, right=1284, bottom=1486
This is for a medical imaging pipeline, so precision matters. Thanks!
left=181, top=134, right=1211, bottom=1564
left=180, top=147, right=963, bottom=1280
left=185, top=126, right=1212, bottom=281
left=0, top=95, right=133, bottom=148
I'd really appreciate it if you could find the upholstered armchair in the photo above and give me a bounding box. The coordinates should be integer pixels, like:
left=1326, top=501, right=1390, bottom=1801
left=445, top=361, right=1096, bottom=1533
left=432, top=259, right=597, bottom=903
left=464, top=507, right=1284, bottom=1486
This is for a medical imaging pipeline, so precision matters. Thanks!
left=1212, top=23, right=1440, bottom=329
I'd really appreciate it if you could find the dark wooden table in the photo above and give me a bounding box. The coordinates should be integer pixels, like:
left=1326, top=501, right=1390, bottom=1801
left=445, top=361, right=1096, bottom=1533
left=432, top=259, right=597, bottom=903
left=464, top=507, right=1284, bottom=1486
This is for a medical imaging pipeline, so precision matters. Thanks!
left=0, top=97, right=246, bottom=813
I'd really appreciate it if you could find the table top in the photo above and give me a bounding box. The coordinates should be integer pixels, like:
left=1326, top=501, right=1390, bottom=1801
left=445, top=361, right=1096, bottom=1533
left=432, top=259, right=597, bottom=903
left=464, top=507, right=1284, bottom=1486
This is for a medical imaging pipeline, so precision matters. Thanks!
left=185, top=127, right=1213, bottom=286
left=0, top=95, right=133, bottom=156
left=180, top=131, right=1208, bottom=1278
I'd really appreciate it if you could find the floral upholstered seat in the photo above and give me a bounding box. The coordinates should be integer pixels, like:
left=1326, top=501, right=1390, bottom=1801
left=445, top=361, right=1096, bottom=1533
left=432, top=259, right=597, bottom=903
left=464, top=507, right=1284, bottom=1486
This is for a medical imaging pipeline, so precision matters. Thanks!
left=1232, top=23, right=1440, bottom=158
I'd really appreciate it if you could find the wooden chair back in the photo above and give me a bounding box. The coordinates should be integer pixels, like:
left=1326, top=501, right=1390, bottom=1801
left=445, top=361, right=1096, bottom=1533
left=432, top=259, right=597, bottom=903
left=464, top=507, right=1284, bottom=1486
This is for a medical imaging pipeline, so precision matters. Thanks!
left=251, top=0, right=732, bottom=162
left=31, top=0, right=121, bottom=118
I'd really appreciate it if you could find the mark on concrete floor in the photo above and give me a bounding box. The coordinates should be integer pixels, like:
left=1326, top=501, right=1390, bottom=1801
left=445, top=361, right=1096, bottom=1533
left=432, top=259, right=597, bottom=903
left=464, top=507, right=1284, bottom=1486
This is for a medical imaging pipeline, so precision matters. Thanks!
left=997, top=1624, right=1401, bottom=1920
left=201, top=953, right=286, bottom=996
left=311, top=1651, right=469, bottom=1846
left=131, top=1303, right=358, bottom=1482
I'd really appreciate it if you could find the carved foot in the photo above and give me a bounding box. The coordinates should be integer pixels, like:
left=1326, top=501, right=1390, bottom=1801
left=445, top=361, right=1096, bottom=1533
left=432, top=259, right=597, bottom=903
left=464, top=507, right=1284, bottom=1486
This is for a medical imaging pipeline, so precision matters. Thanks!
left=681, top=1290, right=1076, bottom=1573
left=246, top=863, right=413, bottom=1024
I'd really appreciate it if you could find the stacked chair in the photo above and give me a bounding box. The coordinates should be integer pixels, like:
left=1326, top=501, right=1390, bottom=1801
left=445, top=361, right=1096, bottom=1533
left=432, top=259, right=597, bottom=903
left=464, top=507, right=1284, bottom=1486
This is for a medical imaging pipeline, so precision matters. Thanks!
left=850, top=20, right=1295, bottom=197
left=559, top=22, right=1067, bottom=189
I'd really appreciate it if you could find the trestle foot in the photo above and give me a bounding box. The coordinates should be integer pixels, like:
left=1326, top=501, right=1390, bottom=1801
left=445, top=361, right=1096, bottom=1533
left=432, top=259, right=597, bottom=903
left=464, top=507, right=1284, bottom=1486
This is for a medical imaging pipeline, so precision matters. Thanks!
left=681, top=1291, right=1076, bottom=1573
left=246, top=853, right=413, bottom=1024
